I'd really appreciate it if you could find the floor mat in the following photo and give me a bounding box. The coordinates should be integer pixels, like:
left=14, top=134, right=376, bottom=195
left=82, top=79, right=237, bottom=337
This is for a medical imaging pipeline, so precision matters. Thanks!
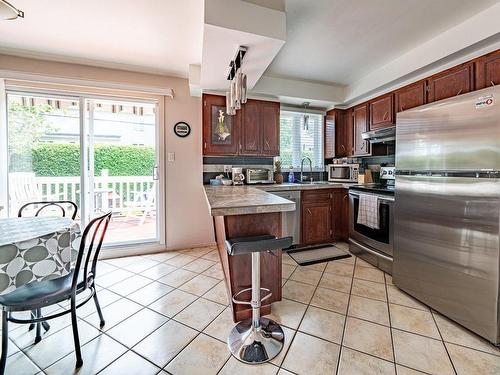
left=286, top=244, right=351, bottom=266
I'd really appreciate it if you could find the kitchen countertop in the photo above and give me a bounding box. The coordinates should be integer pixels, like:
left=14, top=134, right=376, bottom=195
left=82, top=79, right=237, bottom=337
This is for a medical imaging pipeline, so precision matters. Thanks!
left=204, top=182, right=355, bottom=216
left=256, top=182, right=356, bottom=192
left=203, top=185, right=296, bottom=216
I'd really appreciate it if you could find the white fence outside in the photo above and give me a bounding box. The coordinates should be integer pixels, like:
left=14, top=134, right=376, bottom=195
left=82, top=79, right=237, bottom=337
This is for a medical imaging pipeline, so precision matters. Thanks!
left=10, top=174, right=154, bottom=217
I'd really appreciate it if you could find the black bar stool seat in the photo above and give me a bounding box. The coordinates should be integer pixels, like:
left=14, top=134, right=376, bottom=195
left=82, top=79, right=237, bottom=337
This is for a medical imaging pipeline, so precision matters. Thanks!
left=225, top=234, right=292, bottom=364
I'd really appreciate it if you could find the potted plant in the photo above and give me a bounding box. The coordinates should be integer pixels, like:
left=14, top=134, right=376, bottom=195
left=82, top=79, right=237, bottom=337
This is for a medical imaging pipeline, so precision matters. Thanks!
left=274, top=160, right=283, bottom=184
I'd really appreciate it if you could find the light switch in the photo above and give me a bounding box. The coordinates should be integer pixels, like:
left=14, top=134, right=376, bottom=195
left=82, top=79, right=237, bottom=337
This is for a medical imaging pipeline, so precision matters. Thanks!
left=168, top=152, right=175, bottom=162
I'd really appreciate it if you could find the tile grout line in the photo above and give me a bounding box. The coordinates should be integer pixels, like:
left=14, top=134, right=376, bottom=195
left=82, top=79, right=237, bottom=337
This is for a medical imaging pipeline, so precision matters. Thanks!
left=429, top=309, right=459, bottom=375
left=334, top=255, right=356, bottom=375
left=384, top=272, right=398, bottom=375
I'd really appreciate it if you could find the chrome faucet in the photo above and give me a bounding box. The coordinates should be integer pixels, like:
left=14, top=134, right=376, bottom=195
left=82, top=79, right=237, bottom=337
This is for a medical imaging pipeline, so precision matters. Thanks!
left=300, top=157, right=313, bottom=183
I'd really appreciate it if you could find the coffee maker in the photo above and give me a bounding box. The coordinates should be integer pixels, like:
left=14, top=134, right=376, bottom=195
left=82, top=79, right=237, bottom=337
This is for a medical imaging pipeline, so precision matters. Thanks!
left=231, top=167, right=245, bottom=185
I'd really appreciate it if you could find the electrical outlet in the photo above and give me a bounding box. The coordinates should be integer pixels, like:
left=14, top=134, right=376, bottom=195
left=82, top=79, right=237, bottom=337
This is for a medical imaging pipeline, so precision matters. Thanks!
left=224, top=165, right=232, bottom=173
left=168, top=152, right=175, bottom=162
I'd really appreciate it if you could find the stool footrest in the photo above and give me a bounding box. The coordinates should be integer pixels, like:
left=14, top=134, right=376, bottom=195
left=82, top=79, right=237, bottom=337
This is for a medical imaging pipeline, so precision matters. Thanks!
left=232, top=287, right=272, bottom=305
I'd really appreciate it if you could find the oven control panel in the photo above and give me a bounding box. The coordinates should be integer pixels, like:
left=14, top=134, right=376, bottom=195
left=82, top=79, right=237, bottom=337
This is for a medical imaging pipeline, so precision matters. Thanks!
left=380, top=167, right=395, bottom=180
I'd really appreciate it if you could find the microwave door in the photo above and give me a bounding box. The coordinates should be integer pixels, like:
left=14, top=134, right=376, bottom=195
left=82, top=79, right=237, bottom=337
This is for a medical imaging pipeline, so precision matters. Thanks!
left=330, top=166, right=349, bottom=180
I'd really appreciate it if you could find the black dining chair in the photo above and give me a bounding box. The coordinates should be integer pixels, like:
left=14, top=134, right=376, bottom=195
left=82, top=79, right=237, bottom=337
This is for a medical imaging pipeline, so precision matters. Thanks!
left=17, top=200, right=79, bottom=340
left=18, top=200, right=78, bottom=220
left=0, top=211, right=111, bottom=374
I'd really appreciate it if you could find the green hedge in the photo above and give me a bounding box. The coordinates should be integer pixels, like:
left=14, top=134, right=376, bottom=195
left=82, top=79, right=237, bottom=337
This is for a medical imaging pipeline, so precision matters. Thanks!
left=11, top=143, right=155, bottom=176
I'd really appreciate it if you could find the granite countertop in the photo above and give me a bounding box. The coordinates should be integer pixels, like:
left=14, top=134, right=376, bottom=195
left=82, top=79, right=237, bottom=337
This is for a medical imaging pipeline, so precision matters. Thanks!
left=204, top=185, right=296, bottom=216
left=257, top=182, right=356, bottom=192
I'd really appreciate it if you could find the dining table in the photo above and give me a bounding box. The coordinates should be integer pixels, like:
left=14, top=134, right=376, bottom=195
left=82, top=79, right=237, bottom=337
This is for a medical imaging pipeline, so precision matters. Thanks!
left=0, top=217, right=80, bottom=295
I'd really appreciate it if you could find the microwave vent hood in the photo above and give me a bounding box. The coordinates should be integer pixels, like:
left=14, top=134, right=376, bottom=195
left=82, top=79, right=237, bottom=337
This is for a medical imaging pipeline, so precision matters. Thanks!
left=361, top=126, right=396, bottom=144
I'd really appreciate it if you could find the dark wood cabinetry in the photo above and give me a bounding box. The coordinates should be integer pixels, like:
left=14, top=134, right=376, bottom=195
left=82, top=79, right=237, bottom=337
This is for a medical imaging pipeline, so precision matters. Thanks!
left=395, top=80, right=426, bottom=112
left=301, top=188, right=349, bottom=245
left=324, top=112, right=335, bottom=159
left=241, top=99, right=280, bottom=156
left=369, top=93, right=394, bottom=129
left=475, top=49, right=500, bottom=90
left=202, top=94, right=240, bottom=155
left=202, top=95, right=279, bottom=156
left=301, top=190, right=332, bottom=245
left=324, top=109, right=349, bottom=159
left=426, top=62, right=474, bottom=103
left=352, top=104, right=370, bottom=156
left=241, top=100, right=261, bottom=155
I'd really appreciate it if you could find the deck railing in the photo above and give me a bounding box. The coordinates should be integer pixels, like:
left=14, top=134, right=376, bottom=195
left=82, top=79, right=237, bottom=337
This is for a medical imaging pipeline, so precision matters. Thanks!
left=34, top=175, right=154, bottom=215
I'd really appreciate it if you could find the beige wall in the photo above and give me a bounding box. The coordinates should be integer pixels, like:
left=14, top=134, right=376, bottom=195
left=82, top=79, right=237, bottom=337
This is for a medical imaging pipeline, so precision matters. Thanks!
left=0, top=54, right=215, bottom=249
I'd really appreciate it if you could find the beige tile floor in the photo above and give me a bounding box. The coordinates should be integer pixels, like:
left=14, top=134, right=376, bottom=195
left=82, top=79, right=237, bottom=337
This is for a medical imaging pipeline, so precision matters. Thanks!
left=4, top=243, right=500, bottom=375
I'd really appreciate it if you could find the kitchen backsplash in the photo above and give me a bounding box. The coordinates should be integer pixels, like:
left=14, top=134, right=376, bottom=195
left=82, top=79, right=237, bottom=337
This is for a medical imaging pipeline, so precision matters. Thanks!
left=203, top=155, right=395, bottom=184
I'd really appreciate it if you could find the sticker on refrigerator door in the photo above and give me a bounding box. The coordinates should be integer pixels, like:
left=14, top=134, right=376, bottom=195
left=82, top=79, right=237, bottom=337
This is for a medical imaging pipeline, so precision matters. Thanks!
left=475, top=95, right=494, bottom=109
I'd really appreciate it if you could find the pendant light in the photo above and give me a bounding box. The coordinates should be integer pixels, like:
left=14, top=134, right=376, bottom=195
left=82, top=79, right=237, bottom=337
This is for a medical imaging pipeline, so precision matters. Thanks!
left=225, top=46, right=247, bottom=116
left=0, top=0, right=24, bottom=20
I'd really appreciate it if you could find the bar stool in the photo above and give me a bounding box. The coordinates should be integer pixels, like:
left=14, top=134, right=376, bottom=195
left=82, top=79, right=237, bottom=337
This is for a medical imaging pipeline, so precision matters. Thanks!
left=225, top=234, right=293, bottom=364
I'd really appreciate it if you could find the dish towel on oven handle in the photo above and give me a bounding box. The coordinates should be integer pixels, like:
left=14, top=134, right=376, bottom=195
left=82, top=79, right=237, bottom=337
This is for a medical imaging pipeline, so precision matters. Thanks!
left=357, top=193, right=380, bottom=229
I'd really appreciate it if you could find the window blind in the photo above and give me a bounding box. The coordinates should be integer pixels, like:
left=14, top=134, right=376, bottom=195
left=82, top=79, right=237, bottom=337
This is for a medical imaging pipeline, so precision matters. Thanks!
left=279, top=110, right=324, bottom=170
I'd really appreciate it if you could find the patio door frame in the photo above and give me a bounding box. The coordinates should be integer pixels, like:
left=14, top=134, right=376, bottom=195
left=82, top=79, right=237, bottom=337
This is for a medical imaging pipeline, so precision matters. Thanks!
left=2, top=86, right=166, bottom=253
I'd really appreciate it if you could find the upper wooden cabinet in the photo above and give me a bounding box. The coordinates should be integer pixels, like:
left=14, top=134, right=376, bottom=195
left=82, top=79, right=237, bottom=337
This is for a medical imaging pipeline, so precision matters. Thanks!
left=203, top=95, right=279, bottom=156
left=261, top=102, right=280, bottom=155
left=395, top=80, right=426, bottom=113
left=241, top=100, right=261, bottom=155
left=369, top=93, right=394, bottom=129
left=241, top=99, right=280, bottom=156
left=324, top=109, right=349, bottom=159
left=475, top=49, right=500, bottom=90
left=426, top=62, right=474, bottom=103
left=352, top=104, right=370, bottom=156
left=202, top=94, right=240, bottom=155
left=324, top=112, right=335, bottom=159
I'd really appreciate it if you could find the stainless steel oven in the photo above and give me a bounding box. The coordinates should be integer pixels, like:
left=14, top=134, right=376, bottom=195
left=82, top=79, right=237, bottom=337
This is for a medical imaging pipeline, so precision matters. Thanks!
left=328, top=164, right=359, bottom=182
left=349, top=190, right=394, bottom=273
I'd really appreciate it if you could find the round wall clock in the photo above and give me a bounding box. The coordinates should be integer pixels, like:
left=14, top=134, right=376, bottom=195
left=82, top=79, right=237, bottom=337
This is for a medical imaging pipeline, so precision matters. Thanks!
left=173, top=122, right=191, bottom=138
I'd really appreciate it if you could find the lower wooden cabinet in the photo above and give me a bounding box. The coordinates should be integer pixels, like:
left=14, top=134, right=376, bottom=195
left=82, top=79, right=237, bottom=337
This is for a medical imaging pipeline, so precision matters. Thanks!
left=301, top=201, right=332, bottom=245
left=301, top=188, right=349, bottom=245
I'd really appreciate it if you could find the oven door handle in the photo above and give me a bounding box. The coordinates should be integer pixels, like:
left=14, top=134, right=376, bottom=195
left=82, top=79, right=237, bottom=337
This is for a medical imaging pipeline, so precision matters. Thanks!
left=349, top=191, right=395, bottom=203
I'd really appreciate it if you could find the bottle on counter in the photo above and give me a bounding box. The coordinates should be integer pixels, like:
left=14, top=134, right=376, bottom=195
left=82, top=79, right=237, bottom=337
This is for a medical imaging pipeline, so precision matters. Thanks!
left=288, top=166, right=295, bottom=183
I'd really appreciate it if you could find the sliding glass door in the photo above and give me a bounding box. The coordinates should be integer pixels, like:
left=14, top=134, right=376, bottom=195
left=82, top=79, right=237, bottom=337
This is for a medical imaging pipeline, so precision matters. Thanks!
left=4, top=91, right=160, bottom=248
left=85, top=98, right=158, bottom=245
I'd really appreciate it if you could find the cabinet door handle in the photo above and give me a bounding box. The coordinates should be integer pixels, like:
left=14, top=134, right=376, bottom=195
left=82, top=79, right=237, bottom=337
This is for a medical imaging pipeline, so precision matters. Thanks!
left=265, top=140, right=270, bottom=148
left=307, top=208, right=312, bottom=215
left=491, top=81, right=496, bottom=87
left=456, top=88, right=463, bottom=96
left=204, top=142, right=207, bottom=149
left=340, top=145, right=345, bottom=152
left=361, top=142, right=365, bottom=150
left=383, top=111, right=389, bottom=121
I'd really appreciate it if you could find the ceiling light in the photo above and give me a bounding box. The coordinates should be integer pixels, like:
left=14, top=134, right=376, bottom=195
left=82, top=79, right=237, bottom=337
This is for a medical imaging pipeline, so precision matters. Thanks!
left=0, top=0, right=24, bottom=20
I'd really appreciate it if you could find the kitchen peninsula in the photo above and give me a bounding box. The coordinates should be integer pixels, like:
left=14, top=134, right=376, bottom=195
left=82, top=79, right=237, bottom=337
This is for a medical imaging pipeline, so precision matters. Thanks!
left=204, top=185, right=295, bottom=321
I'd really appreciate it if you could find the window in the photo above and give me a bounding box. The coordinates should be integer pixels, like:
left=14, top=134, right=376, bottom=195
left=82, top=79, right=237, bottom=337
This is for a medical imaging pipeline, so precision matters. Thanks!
left=279, top=110, right=324, bottom=170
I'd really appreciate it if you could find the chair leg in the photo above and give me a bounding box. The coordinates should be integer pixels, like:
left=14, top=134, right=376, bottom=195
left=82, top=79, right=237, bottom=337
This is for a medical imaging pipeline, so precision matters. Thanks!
left=0, top=311, right=9, bottom=375
left=28, top=310, right=35, bottom=331
left=34, top=309, right=42, bottom=344
left=93, top=291, right=105, bottom=328
left=41, top=321, right=50, bottom=332
left=70, top=297, right=83, bottom=368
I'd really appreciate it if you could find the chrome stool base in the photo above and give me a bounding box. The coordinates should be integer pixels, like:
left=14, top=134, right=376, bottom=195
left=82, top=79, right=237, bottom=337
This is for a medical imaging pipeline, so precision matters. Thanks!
left=228, top=317, right=284, bottom=364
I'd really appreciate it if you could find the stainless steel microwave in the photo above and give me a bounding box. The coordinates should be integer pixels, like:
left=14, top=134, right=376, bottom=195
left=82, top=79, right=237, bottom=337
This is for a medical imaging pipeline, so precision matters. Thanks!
left=245, top=168, right=274, bottom=184
left=327, top=164, right=359, bottom=182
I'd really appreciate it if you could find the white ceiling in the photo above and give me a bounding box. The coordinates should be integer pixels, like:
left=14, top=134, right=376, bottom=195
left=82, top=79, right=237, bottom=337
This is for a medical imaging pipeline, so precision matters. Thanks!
left=0, top=0, right=204, bottom=77
left=265, top=0, right=499, bottom=85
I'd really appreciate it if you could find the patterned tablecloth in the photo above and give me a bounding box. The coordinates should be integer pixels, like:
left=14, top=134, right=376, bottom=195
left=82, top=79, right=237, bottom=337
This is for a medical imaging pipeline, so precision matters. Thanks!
left=0, top=217, right=80, bottom=295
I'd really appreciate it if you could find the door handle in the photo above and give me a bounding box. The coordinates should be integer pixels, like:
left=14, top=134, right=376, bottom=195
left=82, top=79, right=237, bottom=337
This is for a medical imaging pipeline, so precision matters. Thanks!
left=382, top=111, right=388, bottom=121
left=153, top=165, right=159, bottom=180
left=307, top=208, right=312, bottom=215
left=456, top=88, right=463, bottom=96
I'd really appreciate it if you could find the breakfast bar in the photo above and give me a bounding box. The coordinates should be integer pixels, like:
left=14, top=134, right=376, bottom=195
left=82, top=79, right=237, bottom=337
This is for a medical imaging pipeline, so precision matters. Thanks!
left=203, top=185, right=295, bottom=321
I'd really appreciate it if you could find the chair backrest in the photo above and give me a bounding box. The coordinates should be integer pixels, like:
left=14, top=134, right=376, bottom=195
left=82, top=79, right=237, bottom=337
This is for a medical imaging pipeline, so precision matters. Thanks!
left=9, top=172, right=42, bottom=214
left=18, top=200, right=78, bottom=220
left=72, top=212, right=112, bottom=291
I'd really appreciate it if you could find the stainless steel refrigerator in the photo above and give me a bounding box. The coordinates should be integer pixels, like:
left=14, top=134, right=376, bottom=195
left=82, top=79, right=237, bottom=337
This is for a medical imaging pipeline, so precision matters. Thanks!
left=394, top=85, right=500, bottom=345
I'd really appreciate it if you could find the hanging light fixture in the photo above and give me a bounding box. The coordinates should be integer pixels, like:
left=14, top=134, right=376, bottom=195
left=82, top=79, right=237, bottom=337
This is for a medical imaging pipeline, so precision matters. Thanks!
left=226, top=46, right=247, bottom=116
left=303, top=102, right=310, bottom=130
left=0, top=0, right=24, bottom=20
